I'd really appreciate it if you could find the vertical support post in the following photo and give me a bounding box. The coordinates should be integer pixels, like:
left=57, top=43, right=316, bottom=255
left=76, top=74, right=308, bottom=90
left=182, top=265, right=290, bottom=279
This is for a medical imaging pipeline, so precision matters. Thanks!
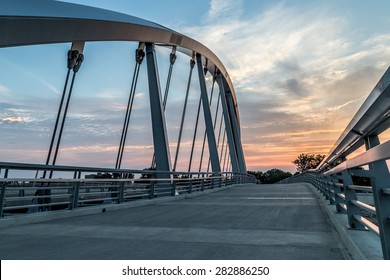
left=145, top=43, right=171, bottom=179
left=172, top=181, right=176, bottom=196
left=327, top=179, right=334, bottom=204
left=71, top=181, right=80, bottom=210
left=189, top=180, right=193, bottom=194
left=71, top=171, right=81, bottom=209
left=0, top=183, right=6, bottom=218
left=151, top=47, right=176, bottom=170
left=196, top=53, right=220, bottom=173
left=199, top=81, right=219, bottom=174
left=216, top=73, right=240, bottom=173
left=365, top=135, right=390, bottom=259
left=322, top=176, right=331, bottom=201
left=226, top=84, right=247, bottom=173
left=150, top=182, right=155, bottom=199
left=118, top=181, right=125, bottom=204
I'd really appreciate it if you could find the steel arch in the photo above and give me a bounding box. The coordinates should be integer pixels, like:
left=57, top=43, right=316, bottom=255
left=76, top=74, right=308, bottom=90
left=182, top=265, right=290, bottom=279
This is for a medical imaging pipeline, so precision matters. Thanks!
left=0, top=0, right=247, bottom=173
left=0, top=0, right=240, bottom=118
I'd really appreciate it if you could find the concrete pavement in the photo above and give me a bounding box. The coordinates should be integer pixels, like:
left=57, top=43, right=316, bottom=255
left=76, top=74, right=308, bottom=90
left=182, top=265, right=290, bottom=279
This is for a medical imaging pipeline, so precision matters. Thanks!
left=0, top=183, right=346, bottom=259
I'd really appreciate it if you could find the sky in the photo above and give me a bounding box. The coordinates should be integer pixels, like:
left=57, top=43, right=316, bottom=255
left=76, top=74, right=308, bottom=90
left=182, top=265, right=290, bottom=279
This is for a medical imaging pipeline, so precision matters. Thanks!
left=1, top=0, right=390, bottom=174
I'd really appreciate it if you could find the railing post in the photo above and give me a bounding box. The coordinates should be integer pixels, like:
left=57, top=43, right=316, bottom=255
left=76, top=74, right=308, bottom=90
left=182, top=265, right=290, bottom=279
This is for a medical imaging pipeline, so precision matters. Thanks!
left=0, top=183, right=6, bottom=218
left=71, top=181, right=80, bottom=210
left=118, top=181, right=125, bottom=204
left=342, top=171, right=366, bottom=230
left=323, top=176, right=332, bottom=202
left=188, top=180, right=192, bottom=194
left=172, top=181, right=176, bottom=196
left=201, top=179, right=205, bottom=191
left=365, top=135, right=390, bottom=259
left=150, top=182, right=155, bottom=199
left=318, top=176, right=325, bottom=196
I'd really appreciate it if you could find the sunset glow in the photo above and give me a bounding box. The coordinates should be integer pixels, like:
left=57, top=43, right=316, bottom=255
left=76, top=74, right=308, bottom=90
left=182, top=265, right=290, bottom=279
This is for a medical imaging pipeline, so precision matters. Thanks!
left=1, top=0, right=390, bottom=174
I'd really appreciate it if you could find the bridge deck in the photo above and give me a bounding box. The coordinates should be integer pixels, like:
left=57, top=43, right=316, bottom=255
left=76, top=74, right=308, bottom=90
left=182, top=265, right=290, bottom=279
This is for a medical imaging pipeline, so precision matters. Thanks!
left=0, top=183, right=345, bottom=259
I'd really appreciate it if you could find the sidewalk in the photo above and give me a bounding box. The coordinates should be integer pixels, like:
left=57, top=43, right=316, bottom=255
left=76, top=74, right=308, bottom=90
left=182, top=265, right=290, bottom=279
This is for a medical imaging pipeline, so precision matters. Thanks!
left=0, top=183, right=345, bottom=259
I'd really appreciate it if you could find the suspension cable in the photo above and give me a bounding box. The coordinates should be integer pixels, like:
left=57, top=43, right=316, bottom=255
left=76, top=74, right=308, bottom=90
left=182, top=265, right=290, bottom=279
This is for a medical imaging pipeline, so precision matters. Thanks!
left=44, top=50, right=77, bottom=178
left=173, top=55, right=195, bottom=172
left=162, top=47, right=177, bottom=109
left=46, top=50, right=84, bottom=179
left=115, top=44, right=145, bottom=170
left=45, top=69, right=70, bottom=167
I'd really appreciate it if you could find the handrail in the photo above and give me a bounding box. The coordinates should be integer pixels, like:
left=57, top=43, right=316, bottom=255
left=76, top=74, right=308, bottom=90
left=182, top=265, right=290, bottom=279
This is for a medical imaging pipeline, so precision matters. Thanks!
left=285, top=169, right=389, bottom=259
left=0, top=167, right=256, bottom=219
left=324, top=139, right=390, bottom=176
left=350, top=200, right=376, bottom=214
left=0, top=161, right=254, bottom=181
left=353, top=215, right=380, bottom=236
left=318, top=66, right=390, bottom=171
left=291, top=63, right=390, bottom=259
left=348, top=185, right=373, bottom=192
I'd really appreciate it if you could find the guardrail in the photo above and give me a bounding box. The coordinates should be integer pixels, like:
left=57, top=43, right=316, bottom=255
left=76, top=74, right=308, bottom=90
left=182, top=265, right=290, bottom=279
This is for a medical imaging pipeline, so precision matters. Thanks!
left=0, top=162, right=256, bottom=219
left=283, top=66, right=390, bottom=259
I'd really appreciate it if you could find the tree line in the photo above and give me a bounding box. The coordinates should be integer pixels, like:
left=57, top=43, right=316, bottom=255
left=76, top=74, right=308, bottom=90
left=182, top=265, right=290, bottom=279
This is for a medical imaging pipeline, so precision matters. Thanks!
left=247, top=153, right=325, bottom=184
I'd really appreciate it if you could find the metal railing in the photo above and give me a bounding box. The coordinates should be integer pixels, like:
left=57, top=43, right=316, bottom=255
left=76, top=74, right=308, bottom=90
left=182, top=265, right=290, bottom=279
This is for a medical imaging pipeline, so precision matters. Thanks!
left=283, top=66, right=390, bottom=259
left=0, top=162, right=256, bottom=219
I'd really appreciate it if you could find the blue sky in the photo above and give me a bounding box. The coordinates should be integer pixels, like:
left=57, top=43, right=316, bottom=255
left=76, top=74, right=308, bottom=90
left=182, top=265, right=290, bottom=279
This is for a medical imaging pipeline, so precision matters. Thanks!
left=1, top=0, right=390, bottom=173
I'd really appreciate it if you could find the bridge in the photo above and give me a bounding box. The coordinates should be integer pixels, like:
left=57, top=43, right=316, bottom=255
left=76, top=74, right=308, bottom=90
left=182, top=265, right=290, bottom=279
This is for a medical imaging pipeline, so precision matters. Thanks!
left=0, top=0, right=389, bottom=260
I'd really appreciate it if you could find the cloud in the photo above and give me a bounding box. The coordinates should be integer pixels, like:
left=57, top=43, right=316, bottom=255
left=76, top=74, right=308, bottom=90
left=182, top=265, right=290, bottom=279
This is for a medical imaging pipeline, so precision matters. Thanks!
left=0, top=103, right=34, bottom=124
left=0, top=84, right=10, bottom=95
left=3, top=1, right=390, bottom=173
left=176, top=1, right=390, bottom=171
left=0, top=116, right=32, bottom=123
left=205, top=0, right=243, bottom=22
left=327, top=97, right=366, bottom=112
left=280, top=78, right=308, bottom=96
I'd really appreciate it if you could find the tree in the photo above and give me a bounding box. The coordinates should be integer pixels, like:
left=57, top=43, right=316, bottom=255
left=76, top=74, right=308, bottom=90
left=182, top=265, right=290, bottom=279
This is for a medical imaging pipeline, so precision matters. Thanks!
left=262, top=168, right=292, bottom=184
left=247, top=169, right=292, bottom=184
left=247, top=170, right=263, bottom=182
left=292, top=153, right=325, bottom=173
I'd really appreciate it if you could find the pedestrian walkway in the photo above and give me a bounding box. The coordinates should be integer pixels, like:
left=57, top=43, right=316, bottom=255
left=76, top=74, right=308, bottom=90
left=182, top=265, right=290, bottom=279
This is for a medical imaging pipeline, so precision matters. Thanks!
left=0, top=183, right=345, bottom=259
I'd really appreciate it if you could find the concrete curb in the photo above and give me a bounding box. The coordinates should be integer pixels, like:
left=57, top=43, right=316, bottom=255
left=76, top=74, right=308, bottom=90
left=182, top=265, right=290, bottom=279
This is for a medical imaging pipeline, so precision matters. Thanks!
left=0, top=184, right=236, bottom=229
left=304, top=183, right=382, bottom=260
